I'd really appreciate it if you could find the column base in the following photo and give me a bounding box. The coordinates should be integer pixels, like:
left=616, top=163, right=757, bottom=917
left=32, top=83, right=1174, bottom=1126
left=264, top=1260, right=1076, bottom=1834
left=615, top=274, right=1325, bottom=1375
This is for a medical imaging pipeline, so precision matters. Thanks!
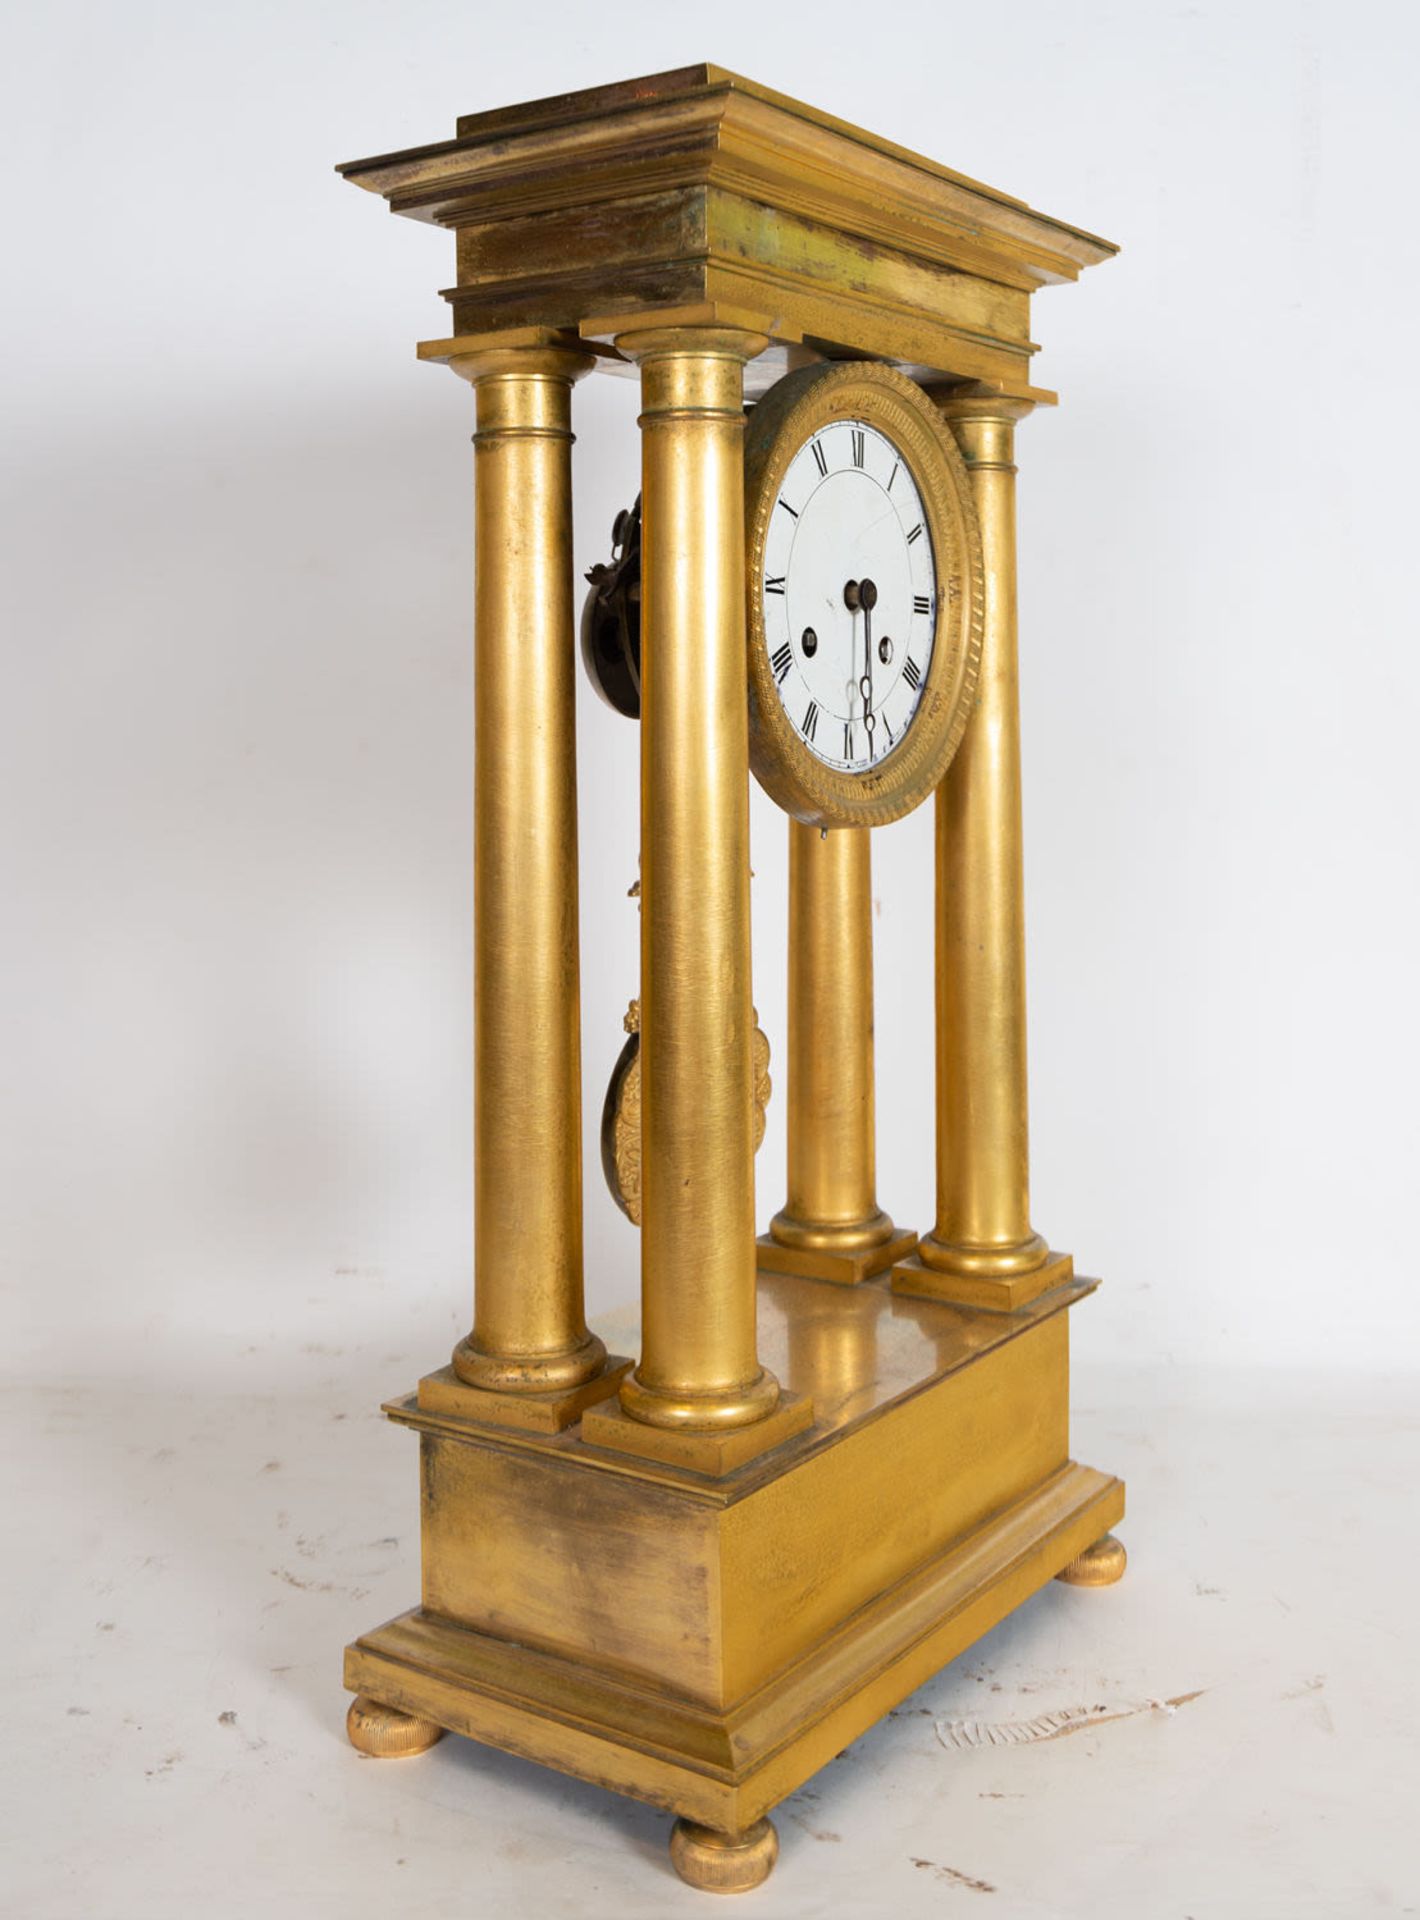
left=670, top=1817, right=778, bottom=1893
left=1055, top=1532, right=1127, bottom=1587
left=892, top=1245, right=1075, bottom=1313
left=757, top=1226, right=919, bottom=1288
left=580, top=1389, right=813, bottom=1477
left=419, top=1354, right=632, bottom=1435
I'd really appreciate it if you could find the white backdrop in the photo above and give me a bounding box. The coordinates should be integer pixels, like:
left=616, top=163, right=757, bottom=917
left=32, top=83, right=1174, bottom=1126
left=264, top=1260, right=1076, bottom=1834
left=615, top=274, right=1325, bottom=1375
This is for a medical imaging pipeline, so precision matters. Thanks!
left=4, top=0, right=1418, bottom=1387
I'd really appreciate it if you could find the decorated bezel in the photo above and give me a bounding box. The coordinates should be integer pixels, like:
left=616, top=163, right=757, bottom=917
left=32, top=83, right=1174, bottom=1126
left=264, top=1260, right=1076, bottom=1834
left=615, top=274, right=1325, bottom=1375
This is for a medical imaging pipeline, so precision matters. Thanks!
left=744, top=362, right=984, bottom=829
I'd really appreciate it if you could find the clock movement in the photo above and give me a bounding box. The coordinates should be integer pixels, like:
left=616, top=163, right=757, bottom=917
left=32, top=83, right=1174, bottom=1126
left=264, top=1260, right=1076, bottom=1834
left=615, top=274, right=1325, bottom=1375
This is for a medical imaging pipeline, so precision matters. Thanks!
left=337, top=65, right=1123, bottom=1894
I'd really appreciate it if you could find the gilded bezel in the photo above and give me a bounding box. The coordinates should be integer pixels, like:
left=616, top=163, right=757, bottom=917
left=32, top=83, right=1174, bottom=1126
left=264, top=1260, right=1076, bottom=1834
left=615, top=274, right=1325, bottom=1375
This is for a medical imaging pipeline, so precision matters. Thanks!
left=745, top=362, right=983, bottom=829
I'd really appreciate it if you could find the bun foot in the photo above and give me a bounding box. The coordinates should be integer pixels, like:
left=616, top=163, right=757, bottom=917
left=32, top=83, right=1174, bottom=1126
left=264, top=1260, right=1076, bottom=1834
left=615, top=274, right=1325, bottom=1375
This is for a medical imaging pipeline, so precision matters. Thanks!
left=1055, top=1532, right=1127, bottom=1587
left=669, top=1816, right=778, bottom=1894
left=345, top=1694, right=444, bottom=1757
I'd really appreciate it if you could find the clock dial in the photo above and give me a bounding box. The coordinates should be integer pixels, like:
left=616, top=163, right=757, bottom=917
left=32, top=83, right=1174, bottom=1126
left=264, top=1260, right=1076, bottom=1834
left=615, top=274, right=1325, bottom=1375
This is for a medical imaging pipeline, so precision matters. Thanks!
left=744, top=362, right=983, bottom=830
left=760, top=420, right=936, bottom=774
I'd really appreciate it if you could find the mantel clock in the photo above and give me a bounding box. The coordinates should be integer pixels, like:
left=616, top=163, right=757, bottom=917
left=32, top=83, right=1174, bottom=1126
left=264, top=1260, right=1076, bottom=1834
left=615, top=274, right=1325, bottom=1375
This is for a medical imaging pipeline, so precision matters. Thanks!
left=337, top=65, right=1124, bottom=1895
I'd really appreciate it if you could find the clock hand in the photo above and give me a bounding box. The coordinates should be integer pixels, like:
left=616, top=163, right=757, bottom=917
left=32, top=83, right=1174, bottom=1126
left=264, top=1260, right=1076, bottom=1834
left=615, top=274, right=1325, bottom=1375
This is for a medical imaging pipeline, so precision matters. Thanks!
left=859, top=577, right=877, bottom=761
left=843, top=578, right=862, bottom=735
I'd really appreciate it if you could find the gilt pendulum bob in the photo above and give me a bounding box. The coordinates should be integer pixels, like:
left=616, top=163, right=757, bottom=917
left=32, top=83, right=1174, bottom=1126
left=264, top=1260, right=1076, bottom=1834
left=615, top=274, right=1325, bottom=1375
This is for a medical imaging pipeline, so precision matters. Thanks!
left=336, top=65, right=1126, bottom=1897
left=602, top=992, right=773, bottom=1227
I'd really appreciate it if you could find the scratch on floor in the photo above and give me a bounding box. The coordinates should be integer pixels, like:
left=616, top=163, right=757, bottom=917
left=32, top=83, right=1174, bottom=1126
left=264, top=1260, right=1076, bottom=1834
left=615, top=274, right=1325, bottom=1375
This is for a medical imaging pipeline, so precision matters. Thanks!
left=935, top=1690, right=1205, bottom=1752
left=912, top=1859, right=995, bottom=1892
left=789, top=1811, right=842, bottom=1843
left=218, top=1709, right=267, bottom=1752
left=270, top=1566, right=371, bottom=1600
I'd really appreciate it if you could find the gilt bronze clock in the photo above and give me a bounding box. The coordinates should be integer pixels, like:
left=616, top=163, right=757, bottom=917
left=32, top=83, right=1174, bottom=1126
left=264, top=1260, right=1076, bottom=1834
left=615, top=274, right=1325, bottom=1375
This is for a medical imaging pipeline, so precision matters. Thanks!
left=337, top=65, right=1123, bottom=1896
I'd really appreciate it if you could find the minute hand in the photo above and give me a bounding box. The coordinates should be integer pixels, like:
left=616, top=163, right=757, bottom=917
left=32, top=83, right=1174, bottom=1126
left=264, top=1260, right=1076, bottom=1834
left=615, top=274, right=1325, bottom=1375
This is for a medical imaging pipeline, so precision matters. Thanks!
left=860, top=578, right=877, bottom=761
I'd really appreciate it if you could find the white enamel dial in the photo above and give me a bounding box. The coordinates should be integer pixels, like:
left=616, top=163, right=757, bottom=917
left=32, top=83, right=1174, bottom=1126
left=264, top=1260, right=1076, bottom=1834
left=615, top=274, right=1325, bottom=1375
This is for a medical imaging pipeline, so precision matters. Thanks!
left=760, top=418, right=937, bottom=773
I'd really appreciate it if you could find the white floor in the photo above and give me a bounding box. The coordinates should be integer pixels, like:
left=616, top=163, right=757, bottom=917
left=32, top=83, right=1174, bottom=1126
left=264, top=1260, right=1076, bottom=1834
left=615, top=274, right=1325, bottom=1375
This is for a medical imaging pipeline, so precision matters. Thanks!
left=7, top=1346, right=1416, bottom=1919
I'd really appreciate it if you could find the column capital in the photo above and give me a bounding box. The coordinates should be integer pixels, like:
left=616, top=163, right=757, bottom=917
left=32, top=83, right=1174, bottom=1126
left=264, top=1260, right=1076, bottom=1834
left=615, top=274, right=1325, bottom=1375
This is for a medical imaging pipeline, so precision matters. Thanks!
left=926, top=382, right=1037, bottom=427
left=607, top=327, right=769, bottom=440
left=419, top=325, right=601, bottom=388
left=611, top=324, right=771, bottom=369
left=928, top=385, right=1034, bottom=473
left=614, top=326, right=770, bottom=427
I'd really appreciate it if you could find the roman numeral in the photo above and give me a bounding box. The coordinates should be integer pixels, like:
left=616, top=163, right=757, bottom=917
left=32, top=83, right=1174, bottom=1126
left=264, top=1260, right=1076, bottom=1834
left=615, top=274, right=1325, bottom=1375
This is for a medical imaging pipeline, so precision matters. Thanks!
left=765, top=575, right=785, bottom=595
left=811, top=439, right=828, bottom=477
left=888, top=461, right=898, bottom=491
left=802, top=700, right=819, bottom=742
left=902, top=656, right=921, bottom=691
left=843, top=721, right=854, bottom=760
left=778, top=497, right=799, bottom=518
left=906, top=522, right=923, bottom=545
left=883, top=715, right=894, bottom=745
left=771, top=642, right=793, bottom=684
left=851, top=428, right=865, bottom=468
left=913, top=594, right=931, bottom=616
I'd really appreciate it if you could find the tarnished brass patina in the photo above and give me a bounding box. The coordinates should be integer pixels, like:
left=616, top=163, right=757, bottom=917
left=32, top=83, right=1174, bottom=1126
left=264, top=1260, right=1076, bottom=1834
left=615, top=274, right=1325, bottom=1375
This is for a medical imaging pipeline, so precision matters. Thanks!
left=337, top=67, right=1124, bottom=1895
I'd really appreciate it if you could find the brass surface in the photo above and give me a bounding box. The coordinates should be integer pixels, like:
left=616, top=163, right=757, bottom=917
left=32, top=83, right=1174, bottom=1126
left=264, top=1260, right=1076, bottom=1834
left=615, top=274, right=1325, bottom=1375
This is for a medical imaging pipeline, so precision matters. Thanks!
left=1056, top=1532, right=1128, bottom=1587
left=338, top=66, right=1116, bottom=401
left=763, top=822, right=915, bottom=1285
left=670, top=1817, right=778, bottom=1894
left=743, top=364, right=984, bottom=830
left=603, top=999, right=771, bottom=1227
left=345, top=1694, right=443, bottom=1758
left=895, top=389, right=1056, bottom=1311
left=436, top=333, right=614, bottom=1407
left=613, top=325, right=793, bottom=1443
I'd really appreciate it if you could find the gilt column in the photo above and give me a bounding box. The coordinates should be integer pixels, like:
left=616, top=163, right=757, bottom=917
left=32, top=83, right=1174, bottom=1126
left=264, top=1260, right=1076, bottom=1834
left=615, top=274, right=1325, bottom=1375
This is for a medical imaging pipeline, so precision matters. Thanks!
left=894, top=390, right=1072, bottom=1313
left=582, top=324, right=810, bottom=1474
left=426, top=330, right=624, bottom=1429
left=759, top=822, right=917, bottom=1285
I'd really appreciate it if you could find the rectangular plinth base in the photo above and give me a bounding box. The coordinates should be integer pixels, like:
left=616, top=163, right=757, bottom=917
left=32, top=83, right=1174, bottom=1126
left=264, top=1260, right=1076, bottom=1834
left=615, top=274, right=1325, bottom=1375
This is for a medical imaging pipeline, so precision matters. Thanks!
left=346, top=1270, right=1123, bottom=1832
left=893, top=1246, right=1075, bottom=1313
left=347, top=1462, right=1122, bottom=1830
left=756, top=1226, right=920, bottom=1286
left=417, top=1355, right=632, bottom=1433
